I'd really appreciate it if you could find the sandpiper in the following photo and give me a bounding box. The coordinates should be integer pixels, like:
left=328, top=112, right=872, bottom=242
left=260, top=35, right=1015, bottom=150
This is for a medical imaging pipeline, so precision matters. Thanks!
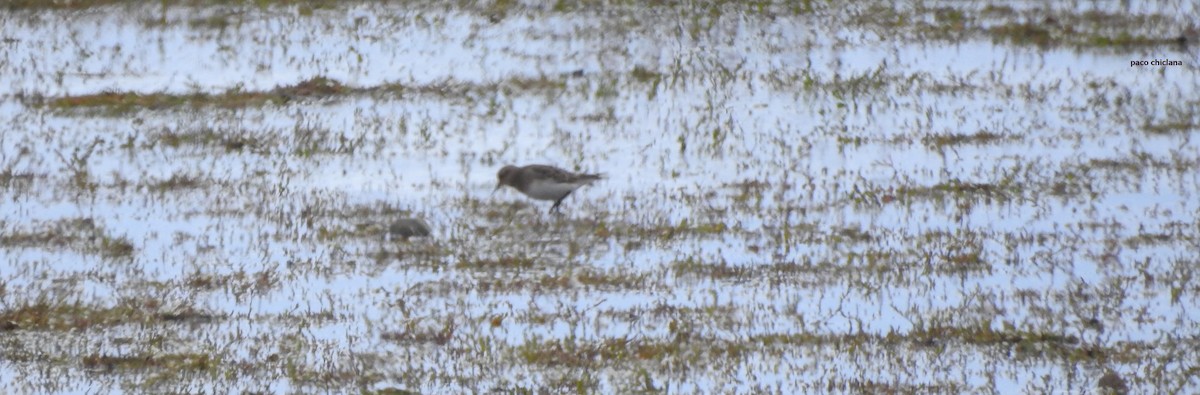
left=495, top=164, right=603, bottom=213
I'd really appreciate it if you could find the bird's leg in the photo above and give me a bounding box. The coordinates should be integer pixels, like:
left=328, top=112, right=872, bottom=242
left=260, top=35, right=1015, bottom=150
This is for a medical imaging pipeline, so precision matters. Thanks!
left=549, top=192, right=573, bottom=214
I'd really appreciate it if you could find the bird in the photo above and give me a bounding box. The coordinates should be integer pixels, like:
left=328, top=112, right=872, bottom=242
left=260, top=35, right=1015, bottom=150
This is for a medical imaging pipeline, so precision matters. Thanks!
left=495, top=164, right=603, bottom=213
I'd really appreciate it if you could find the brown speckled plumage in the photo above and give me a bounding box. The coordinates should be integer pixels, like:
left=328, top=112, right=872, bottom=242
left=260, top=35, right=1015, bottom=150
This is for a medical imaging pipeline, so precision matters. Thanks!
left=496, top=164, right=602, bottom=213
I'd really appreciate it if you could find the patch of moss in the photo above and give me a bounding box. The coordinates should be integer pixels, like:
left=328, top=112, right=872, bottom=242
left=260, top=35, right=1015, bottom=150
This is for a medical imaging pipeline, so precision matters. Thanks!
left=0, top=218, right=135, bottom=259
left=989, top=23, right=1054, bottom=46
left=922, top=130, right=1008, bottom=148
left=82, top=352, right=216, bottom=372
left=380, top=320, right=456, bottom=346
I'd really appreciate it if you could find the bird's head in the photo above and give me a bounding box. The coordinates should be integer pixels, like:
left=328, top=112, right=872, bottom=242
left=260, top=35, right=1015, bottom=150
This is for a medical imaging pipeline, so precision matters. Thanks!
left=495, top=165, right=518, bottom=192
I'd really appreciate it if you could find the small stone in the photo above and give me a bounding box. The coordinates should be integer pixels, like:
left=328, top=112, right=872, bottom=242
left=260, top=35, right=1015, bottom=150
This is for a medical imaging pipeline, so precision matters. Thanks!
left=388, top=218, right=431, bottom=240
left=1098, top=371, right=1128, bottom=394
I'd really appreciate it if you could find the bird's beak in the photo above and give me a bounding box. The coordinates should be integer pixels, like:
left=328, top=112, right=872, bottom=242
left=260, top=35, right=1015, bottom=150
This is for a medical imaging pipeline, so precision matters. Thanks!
left=492, top=183, right=501, bottom=194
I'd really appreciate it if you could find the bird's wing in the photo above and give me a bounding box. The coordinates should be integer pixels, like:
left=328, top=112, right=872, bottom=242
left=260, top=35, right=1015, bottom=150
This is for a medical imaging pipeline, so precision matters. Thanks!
left=524, top=165, right=583, bottom=183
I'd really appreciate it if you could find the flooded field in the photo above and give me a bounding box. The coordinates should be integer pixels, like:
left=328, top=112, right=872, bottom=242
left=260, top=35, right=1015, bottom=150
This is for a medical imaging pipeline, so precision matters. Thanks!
left=1, top=0, right=1198, bottom=393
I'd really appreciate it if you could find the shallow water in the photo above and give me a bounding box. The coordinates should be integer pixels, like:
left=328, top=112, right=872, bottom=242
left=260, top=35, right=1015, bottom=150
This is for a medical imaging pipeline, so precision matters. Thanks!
left=1, top=1, right=1198, bottom=394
